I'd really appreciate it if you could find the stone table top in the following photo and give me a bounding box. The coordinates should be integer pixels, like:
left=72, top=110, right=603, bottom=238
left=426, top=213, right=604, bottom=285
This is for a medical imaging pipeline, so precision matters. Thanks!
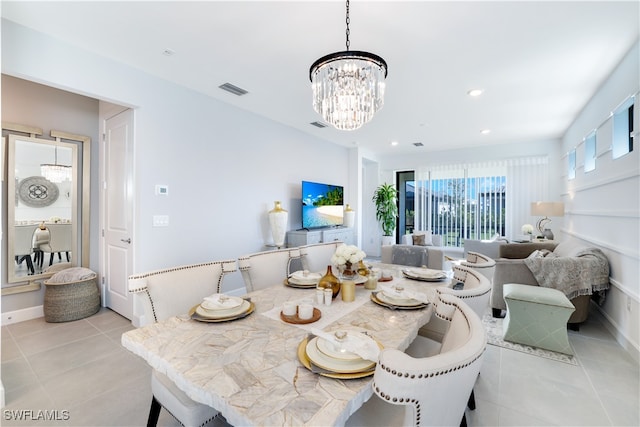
left=121, top=273, right=449, bottom=426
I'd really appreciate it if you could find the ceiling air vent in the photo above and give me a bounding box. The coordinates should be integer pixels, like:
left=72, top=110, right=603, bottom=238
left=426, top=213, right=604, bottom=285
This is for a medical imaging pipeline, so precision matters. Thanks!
left=310, top=121, right=328, bottom=128
left=218, top=83, right=248, bottom=96
left=413, top=142, right=424, bottom=147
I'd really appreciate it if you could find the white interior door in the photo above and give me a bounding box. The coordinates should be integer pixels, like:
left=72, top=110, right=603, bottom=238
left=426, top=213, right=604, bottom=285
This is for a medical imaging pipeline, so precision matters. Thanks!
left=103, top=109, right=134, bottom=319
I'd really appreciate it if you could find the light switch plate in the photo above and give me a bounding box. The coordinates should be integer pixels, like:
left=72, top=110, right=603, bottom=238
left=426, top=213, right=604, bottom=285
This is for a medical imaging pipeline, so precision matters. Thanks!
left=153, top=215, right=169, bottom=227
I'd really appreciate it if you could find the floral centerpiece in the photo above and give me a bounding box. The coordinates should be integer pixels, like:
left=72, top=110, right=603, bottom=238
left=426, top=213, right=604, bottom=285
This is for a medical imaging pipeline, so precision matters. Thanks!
left=331, top=244, right=366, bottom=279
left=521, top=224, right=533, bottom=241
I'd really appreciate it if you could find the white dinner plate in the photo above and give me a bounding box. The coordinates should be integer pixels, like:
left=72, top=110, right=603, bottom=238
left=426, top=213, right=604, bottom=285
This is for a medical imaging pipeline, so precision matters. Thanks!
left=377, top=292, right=425, bottom=307
left=287, top=276, right=320, bottom=286
left=316, top=333, right=363, bottom=361
left=201, top=295, right=244, bottom=311
left=402, top=269, right=447, bottom=282
left=196, top=300, right=251, bottom=319
left=306, top=337, right=375, bottom=374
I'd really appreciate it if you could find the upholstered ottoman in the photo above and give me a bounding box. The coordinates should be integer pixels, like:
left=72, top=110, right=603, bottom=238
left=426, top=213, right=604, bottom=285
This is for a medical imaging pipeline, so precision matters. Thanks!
left=44, top=267, right=100, bottom=322
left=503, top=284, right=575, bottom=355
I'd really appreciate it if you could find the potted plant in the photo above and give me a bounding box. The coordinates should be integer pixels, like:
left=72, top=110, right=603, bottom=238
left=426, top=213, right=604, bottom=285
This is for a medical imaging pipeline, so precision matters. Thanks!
left=372, top=183, right=398, bottom=246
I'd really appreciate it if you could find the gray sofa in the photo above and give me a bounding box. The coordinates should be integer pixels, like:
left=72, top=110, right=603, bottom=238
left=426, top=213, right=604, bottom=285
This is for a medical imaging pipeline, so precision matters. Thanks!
left=492, top=241, right=610, bottom=327
left=381, top=236, right=445, bottom=270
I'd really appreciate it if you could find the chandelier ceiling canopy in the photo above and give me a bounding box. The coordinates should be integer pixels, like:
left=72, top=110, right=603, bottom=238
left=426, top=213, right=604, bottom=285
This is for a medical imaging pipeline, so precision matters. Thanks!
left=309, top=0, right=388, bottom=131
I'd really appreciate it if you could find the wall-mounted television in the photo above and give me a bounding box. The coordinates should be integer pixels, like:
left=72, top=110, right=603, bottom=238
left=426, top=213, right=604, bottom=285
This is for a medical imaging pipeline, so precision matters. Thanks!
left=301, top=180, right=344, bottom=229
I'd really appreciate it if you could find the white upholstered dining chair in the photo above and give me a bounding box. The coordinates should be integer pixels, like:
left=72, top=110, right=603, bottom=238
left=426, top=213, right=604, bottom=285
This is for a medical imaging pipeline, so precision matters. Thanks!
left=14, top=224, right=37, bottom=274
left=459, top=251, right=496, bottom=284
left=39, top=223, right=73, bottom=266
left=128, top=260, right=237, bottom=427
left=238, top=247, right=302, bottom=292
left=345, top=293, right=486, bottom=426
left=299, top=241, right=343, bottom=273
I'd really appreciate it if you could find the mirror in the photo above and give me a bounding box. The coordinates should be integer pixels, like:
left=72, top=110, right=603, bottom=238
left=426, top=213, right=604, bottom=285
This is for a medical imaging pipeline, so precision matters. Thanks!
left=6, top=133, right=90, bottom=284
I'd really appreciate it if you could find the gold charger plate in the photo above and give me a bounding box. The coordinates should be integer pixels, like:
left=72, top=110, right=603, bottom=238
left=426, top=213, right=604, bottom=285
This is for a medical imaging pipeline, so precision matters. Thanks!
left=296, top=337, right=375, bottom=379
left=189, top=301, right=255, bottom=323
left=370, top=292, right=429, bottom=310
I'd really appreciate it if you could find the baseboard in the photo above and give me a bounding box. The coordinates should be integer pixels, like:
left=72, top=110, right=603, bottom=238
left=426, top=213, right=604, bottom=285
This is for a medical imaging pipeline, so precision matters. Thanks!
left=1, top=305, right=44, bottom=325
left=593, top=305, right=639, bottom=364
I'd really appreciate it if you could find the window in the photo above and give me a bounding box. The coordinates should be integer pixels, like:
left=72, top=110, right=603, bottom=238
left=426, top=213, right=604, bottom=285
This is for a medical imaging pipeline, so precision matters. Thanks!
left=568, top=149, right=576, bottom=180
left=584, top=131, right=596, bottom=172
left=414, top=167, right=506, bottom=247
left=612, top=96, right=634, bottom=159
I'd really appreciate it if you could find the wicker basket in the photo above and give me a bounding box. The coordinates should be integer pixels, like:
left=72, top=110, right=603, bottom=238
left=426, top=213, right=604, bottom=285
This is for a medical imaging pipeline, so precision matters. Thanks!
left=43, top=274, right=100, bottom=322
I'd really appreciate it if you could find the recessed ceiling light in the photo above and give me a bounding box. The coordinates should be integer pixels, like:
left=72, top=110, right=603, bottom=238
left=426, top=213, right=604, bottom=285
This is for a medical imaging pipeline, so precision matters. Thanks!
left=162, top=48, right=175, bottom=56
left=480, top=129, right=491, bottom=135
left=413, top=142, right=424, bottom=147
left=390, top=141, right=399, bottom=146
left=467, top=89, right=484, bottom=97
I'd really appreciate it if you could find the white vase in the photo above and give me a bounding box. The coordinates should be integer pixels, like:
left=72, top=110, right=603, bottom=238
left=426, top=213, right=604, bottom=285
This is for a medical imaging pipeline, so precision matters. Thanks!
left=343, top=204, right=355, bottom=228
left=381, top=235, right=394, bottom=246
left=268, top=201, right=288, bottom=246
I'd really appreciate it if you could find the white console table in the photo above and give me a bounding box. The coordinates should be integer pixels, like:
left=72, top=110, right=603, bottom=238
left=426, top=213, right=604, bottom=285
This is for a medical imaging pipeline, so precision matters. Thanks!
left=286, top=227, right=354, bottom=247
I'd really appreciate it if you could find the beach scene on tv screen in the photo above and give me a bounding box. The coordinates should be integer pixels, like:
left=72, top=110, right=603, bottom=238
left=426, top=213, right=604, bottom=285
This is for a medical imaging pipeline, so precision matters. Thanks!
left=302, top=182, right=344, bottom=228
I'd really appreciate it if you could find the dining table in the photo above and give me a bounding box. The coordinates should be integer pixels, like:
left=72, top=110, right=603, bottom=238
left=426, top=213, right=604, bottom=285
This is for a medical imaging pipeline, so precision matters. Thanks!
left=121, top=263, right=452, bottom=426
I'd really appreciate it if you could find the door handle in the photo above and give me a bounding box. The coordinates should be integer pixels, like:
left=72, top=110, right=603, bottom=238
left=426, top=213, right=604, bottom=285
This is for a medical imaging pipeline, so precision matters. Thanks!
left=121, top=238, right=132, bottom=244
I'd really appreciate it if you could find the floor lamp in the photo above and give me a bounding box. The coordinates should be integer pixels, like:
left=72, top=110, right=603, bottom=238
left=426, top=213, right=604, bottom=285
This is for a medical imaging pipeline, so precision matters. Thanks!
left=531, top=202, right=564, bottom=240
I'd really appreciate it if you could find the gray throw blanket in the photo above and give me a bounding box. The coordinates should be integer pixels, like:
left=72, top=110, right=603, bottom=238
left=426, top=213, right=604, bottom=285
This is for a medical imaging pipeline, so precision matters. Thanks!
left=524, top=248, right=610, bottom=300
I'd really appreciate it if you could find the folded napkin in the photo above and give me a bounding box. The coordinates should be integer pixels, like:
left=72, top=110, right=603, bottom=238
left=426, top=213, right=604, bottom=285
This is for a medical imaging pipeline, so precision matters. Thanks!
left=403, top=268, right=446, bottom=279
left=378, top=284, right=430, bottom=304
left=289, top=270, right=322, bottom=282
left=310, top=328, right=380, bottom=362
left=203, top=294, right=241, bottom=309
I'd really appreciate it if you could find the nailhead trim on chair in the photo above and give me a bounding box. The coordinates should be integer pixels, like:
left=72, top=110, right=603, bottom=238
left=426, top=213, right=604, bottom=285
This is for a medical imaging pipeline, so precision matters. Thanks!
left=372, top=297, right=486, bottom=426
left=128, top=260, right=236, bottom=323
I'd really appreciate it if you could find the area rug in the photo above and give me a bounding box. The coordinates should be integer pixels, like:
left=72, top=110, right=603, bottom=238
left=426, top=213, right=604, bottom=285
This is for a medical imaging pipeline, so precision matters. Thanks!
left=482, top=314, right=579, bottom=366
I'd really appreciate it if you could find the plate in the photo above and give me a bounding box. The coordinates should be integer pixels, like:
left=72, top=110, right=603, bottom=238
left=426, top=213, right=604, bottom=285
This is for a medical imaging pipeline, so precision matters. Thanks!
left=377, top=292, right=425, bottom=307
left=402, top=269, right=447, bottom=282
left=288, top=272, right=322, bottom=285
left=306, top=337, right=376, bottom=374
left=280, top=307, right=321, bottom=324
left=378, top=276, right=393, bottom=282
left=370, top=292, right=429, bottom=310
left=190, top=301, right=255, bottom=322
left=283, top=279, right=317, bottom=289
left=296, top=338, right=374, bottom=380
left=201, top=295, right=244, bottom=311
left=316, top=333, right=364, bottom=361
left=196, top=300, right=250, bottom=318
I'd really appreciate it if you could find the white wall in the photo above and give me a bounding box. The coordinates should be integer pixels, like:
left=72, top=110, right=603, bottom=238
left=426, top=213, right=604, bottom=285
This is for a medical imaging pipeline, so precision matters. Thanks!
left=560, top=41, right=640, bottom=357
left=1, top=20, right=350, bottom=310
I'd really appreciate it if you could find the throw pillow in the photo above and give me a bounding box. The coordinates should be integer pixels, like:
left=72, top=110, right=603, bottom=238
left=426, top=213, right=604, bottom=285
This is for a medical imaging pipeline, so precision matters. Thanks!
left=413, top=234, right=426, bottom=246
left=526, top=250, right=543, bottom=259
left=413, top=231, right=433, bottom=246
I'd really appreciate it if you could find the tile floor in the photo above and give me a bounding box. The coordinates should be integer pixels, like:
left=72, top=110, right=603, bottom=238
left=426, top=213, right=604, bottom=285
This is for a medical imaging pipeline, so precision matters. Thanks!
left=1, top=307, right=638, bottom=426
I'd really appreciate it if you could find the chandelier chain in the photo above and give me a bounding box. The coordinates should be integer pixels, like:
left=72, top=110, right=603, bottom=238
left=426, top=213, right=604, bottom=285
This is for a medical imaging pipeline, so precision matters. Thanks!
left=345, top=0, right=350, bottom=51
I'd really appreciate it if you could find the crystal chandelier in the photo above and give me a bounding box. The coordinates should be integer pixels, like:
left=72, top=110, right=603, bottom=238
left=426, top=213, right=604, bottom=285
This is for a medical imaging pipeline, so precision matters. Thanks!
left=41, top=145, right=71, bottom=183
left=309, top=0, right=388, bottom=131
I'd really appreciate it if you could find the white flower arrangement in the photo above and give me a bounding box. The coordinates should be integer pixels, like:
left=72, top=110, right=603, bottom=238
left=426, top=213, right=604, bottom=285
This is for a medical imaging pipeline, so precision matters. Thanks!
left=331, top=244, right=366, bottom=266
left=521, top=224, right=534, bottom=235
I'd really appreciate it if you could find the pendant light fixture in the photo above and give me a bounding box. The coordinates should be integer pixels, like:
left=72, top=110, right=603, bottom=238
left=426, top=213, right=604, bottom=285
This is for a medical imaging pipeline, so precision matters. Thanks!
left=41, top=145, right=71, bottom=183
left=309, top=0, right=388, bottom=131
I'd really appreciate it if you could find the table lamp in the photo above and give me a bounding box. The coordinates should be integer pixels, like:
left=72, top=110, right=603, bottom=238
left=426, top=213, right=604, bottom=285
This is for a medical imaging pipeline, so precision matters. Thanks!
left=531, top=202, right=564, bottom=240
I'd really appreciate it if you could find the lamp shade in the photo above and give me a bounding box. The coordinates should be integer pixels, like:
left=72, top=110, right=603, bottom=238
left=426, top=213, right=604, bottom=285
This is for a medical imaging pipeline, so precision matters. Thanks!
left=531, top=202, right=564, bottom=217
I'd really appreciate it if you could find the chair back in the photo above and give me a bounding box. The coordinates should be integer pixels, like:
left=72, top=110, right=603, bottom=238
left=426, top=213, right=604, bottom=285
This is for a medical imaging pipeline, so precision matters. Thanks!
left=372, top=293, right=486, bottom=426
left=128, top=260, right=237, bottom=326
left=14, top=224, right=37, bottom=256
left=438, top=264, right=492, bottom=320
left=238, top=247, right=302, bottom=292
left=461, top=251, right=496, bottom=283
left=41, top=223, right=73, bottom=253
left=299, top=241, right=342, bottom=273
